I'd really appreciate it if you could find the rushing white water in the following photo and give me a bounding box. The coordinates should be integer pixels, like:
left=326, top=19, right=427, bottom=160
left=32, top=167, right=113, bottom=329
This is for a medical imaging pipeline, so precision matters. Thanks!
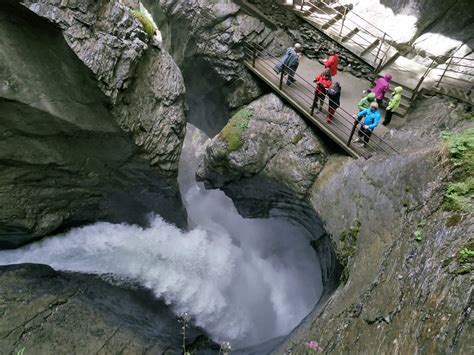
left=0, top=124, right=323, bottom=347
left=339, top=0, right=419, bottom=42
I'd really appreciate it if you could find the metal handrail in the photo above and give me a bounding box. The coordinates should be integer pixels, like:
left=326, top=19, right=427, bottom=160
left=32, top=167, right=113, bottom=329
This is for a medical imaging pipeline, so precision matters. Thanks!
left=411, top=55, right=474, bottom=103
left=295, top=0, right=393, bottom=69
left=243, top=42, right=398, bottom=157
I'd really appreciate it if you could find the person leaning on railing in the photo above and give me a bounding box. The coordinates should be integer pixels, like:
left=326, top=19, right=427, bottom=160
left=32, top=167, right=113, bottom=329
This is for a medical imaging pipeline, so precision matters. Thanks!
left=353, top=102, right=380, bottom=148
left=326, top=82, right=341, bottom=123
left=313, top=68, right=333, bottom=111
left=273, top=43, right=303, bottom=86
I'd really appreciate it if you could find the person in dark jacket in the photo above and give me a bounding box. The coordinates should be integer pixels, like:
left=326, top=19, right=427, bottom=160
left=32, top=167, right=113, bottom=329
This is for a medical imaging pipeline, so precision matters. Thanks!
left=313, top=68, right=332, bottom=111
left=326, top=82, right=341, bottom=123
left=353, top=102, right=380, bottom=147
left=273, top=43, right=302, bottom=86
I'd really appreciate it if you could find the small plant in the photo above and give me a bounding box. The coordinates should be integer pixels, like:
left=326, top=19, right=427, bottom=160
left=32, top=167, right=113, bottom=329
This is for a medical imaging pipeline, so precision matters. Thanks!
left=17, top=348, right=25, bottom=355
left=442, top=242, right=474, bottom=275
left=459, top=247, right=474, bottom=264
left=305, top=340, right=324, bottom=353
left=178, top=312, right=190, bottom=355
left=132, top=9, right=157, bottom=38
left=337, top=219, right=361, bottom=282
left=442, top=129, right=473, bottom=212
left=414, top=230, right=422, bottom=242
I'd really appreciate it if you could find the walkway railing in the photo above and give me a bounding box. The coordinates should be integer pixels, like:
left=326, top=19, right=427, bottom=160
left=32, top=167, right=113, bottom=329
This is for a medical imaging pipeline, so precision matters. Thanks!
left=294, top=0, right=395, bottom=72
left=243, top=42, right=398, bottom=159
left=412, top=56, right=474, bottom=104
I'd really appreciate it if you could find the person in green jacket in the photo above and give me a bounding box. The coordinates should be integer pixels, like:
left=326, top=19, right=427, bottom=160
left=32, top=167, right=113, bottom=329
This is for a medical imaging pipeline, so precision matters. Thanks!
left=357, top=92, right=376, bottom=112
left=383, top=86, right=403, bottom=126
left=356, top=92, right=376, bottom=123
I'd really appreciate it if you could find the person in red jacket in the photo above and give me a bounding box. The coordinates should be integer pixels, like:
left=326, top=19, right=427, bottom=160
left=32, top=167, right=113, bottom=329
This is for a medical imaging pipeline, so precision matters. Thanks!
left=324, top=49, right=339, bottom=77
left=313, top=68, right=333, bottom=111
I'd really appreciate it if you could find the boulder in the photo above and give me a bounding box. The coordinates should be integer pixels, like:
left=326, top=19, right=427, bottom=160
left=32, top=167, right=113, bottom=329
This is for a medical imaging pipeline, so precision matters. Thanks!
left=0, top=264, right=211, bottom=354
left=197, top=94, right=330, bottom=198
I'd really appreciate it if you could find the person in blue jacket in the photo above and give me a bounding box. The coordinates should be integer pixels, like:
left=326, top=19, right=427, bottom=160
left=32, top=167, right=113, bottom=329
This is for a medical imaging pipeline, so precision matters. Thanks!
left=353, top=101, right=380, bottom=147
left=273, top=43, right=302, bottom=86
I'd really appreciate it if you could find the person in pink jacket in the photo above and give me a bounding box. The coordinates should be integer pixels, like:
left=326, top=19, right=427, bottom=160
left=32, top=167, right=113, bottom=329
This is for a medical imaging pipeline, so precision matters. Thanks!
left=372, top=73, right=392, bottom=106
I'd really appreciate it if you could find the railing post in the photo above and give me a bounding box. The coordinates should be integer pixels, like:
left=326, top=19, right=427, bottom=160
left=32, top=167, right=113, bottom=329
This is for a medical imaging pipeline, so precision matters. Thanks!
left=252, top=45, right=257, bottom=67
left=347, top=117, right=358, bottom=146
left=339, top=7, right=347, bottom=37
left=412, top=57, right=437, bottom=103
left=436, top=56, right=452, bottom=88
left=310, top=91, right=318, bottom=116
left=300, top=0, right=304, bottom=11
left=374, top=33, right=386, bottom=66
left=279, top=68, right=285, bottom=90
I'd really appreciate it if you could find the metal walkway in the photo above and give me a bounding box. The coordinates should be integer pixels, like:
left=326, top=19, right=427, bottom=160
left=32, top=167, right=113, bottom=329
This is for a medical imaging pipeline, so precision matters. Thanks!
left=243, top=43, right=398, bottom=159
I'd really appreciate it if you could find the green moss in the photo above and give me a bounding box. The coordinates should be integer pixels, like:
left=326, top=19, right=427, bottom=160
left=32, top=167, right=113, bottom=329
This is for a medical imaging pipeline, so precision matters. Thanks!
left=402, top=198, right=410, bottom=208
left=453, top=265, right=473, bottom=275
left=132, top=9, right=157, bottom=38
left=446, top=214, right=462, bottom=227
left=291, top=133, right=304, bottom=145
left=442, top=129, right=474, bottom=212
left=337, top=219, right=361, bottom=282
left=220, top=108, right=253, bottom=152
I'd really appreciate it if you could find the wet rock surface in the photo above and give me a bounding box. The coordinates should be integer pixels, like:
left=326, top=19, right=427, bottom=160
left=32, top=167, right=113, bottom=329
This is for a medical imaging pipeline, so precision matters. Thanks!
left=197, top=94, right=331, bottom=198
left=0, top=0, right=187, bottom=247
left=143, top=0, right=291, bottom=135
left=0, top=264, right=210, bottom=354
left=276, top=147, right=473, bottom=354
left=21, top=0, right=187, bottom=178
left=382, top=94, right=472, bottom=153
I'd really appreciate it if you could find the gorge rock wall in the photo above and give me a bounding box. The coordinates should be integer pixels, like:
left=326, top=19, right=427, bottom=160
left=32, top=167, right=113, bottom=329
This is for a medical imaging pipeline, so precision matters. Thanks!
left=197, top=86, right=473, bottom=352
left=0, top=0, right=187, bottom=247
left=142, top=0, right=292, bottom=135
left=277, top=145, right=472, bottom=354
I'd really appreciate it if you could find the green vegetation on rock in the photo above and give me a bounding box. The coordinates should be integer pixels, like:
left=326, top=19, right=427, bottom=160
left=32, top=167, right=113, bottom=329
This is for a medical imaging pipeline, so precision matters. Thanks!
left=220, top=108, right=253, bottom=151
left=442, top=128, right=474, bottom=212
left=442, top=241, right=474, bottom=275
left=337, top=219, right=361, bottom=282
left=132, top=9, right=156, bottom=37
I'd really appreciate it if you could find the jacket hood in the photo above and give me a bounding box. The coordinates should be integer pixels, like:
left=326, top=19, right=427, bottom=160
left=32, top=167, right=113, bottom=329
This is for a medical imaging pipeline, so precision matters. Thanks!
left=384, top=73, right=392, bottom=81
left=394, top=86, right=403, bottom=93
left=367, top=93, right=376, bottom=99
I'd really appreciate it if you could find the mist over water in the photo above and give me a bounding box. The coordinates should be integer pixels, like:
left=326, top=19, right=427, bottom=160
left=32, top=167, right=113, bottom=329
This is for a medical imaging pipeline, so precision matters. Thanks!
left=0, top=124, right=323, bottom=347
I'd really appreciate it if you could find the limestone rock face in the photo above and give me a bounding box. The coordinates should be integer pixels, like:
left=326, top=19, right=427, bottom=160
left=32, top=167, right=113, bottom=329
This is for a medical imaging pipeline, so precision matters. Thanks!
left=142, top=0, right=293, bottom=135
left=0, top=264, right=209, bottom=353
left=196, top=94, right=330, bottom=199
left=276, top=147, right=473, bottom=354
left=21, top=0, right=187, bottom=177
left=0, top=0, right=187, bottom=247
